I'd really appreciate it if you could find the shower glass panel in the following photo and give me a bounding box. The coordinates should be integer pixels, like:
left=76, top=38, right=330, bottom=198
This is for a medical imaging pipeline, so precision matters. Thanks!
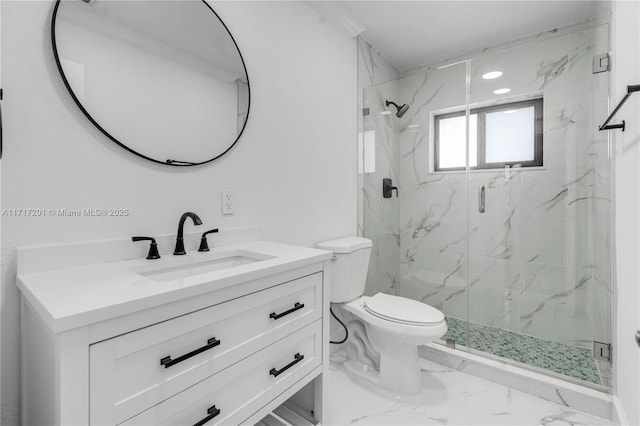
left=466, top=25, right=611, bottom=388
left=359, top=23, right=611, bottom=391
left=361, top=62, right=470, bottom=336
left=361, top=78, right=402, bottom=296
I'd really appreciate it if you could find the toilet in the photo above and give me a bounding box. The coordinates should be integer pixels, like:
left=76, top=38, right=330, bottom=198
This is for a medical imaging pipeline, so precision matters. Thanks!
left=317, top=237, right=447, bottom=395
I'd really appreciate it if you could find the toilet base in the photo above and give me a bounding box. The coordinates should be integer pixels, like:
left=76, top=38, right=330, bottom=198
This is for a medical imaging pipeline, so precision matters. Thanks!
left=342, top=352, right=423, bottom=395
left=337, top=295, right=447, bottom=395
left=374, top=335, right=423, bottom=394
left=343, top=323, right=423, bottom=395
left=343, top=358, right=381, bottom=387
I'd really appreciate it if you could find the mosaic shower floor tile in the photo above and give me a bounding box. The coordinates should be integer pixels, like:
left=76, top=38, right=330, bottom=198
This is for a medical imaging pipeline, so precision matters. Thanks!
left=443, top=317, right=608, bottom=386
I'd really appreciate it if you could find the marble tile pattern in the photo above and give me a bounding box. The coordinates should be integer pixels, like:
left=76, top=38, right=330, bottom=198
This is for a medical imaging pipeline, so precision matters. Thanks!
left=325, top=353, right=614, bottom=426
left=442, top=316, right=609, bottom=386
left=357, top=39, right=400, bottom=243
left=360, top=26, right=612, bottom=368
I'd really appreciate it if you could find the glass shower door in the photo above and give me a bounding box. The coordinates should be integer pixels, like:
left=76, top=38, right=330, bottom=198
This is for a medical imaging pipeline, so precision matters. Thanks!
left=466, top=25, right=611, bottom=389
left=359, top=24, right=611, bottom=391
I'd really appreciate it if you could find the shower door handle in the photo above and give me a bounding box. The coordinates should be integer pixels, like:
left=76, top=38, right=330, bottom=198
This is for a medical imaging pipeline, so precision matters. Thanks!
left=636, top=330, right=640, bottom=348
left=478, top=186, right=485, bottom=213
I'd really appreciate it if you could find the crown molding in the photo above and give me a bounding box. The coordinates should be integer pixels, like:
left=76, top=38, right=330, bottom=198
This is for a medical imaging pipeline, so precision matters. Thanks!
left=305, top=1, right=366, bottom=38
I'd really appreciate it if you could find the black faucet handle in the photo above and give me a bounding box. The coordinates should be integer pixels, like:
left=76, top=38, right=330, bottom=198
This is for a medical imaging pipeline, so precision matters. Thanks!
left=202, top=229, right=219, bottom=238
left=132, top=236, right=161, bottom=260
left=198, top=229, right=219, bottom=252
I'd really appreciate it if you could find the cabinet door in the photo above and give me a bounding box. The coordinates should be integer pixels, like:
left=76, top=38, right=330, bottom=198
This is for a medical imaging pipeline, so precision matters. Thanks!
left=120, top=321, right=322, bottom=426
left=90, top=273, right=322, bottom=424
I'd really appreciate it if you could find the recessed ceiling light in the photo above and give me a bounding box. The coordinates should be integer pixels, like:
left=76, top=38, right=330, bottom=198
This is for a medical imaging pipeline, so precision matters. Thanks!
left=482, top=71, right=503, bottom=80
left=380, top=111, right=392, bottom=116
left=493, top=88, right=511, bottom=95
left=408, top=124, right=420, bottom=128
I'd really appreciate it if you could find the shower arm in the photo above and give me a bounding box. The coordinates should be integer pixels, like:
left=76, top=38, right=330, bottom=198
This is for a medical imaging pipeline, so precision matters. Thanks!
left=599, top=84, right=640, bottom=132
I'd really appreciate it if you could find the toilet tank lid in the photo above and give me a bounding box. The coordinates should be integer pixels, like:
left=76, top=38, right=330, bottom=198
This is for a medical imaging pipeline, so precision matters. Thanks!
left=317, top=237, right=372, bottom=253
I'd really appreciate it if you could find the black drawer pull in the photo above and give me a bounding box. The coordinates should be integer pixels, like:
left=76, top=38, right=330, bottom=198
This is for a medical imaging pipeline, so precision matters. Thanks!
left=192, top=405, right=220, bottom=426
left=270, top=353, right=304, bottom=377
left=270, top=302, right=304, bottom=320
left=160, top=337, right=220, bottom=368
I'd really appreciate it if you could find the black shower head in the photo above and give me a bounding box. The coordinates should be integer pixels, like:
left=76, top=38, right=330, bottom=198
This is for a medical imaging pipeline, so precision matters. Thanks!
left=396, top=103, right=409, bottom=118
left=385, top=100, right=409, bottom=118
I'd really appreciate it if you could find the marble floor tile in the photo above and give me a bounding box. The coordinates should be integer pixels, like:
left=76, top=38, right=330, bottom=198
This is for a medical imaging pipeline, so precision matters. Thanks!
left=326, top=354, right=614, bottom=426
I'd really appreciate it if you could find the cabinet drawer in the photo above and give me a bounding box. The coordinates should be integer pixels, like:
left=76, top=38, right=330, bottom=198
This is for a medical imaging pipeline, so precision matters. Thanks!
left=90, top=273, right=322, bottom=425
left=120, top=321, right=322, bottom=426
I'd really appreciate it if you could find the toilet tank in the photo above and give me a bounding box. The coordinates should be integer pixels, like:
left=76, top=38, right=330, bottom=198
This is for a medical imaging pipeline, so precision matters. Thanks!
left=317, top=237, right=372, bottom=303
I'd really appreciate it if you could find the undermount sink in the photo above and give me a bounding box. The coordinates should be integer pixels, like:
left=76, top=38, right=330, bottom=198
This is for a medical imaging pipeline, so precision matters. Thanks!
left=132, top=250, right=274, bottom=282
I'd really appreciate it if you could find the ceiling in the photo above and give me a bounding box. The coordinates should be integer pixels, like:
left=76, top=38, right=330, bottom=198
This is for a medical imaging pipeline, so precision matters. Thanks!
left=314, top=1, right=607, bottom=73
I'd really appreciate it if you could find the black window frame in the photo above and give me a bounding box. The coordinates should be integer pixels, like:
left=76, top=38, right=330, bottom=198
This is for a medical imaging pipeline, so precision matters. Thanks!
left=434, top=98, right=543, bottom=172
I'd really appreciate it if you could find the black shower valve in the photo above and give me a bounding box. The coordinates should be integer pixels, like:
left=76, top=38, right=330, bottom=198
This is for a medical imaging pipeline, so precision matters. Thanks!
left=383, top=178, right=398, bottom=198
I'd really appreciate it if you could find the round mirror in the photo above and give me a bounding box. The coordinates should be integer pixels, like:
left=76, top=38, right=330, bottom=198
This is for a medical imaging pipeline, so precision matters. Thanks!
left=52, top=0, right=250, bottom=166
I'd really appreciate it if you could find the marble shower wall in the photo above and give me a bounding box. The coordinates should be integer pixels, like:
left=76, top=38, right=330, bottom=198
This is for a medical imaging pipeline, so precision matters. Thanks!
left=394, top=62, right=470, bottom=322
left=358, top=40, right=403, bottom=296
left=362, top=25, right=611, bottom=350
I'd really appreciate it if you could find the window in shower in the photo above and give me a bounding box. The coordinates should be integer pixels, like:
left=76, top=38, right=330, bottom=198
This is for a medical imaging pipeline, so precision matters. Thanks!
left=433, top=97, right=543, bottom=171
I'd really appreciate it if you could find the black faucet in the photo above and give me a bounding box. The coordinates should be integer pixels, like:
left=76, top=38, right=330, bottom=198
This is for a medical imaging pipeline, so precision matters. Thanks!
left=174, top=212, right=203, bottom=255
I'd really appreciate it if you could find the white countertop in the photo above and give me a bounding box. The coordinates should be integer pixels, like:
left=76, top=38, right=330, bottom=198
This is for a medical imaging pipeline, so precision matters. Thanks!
left=17, top=240, right=332, bottom=333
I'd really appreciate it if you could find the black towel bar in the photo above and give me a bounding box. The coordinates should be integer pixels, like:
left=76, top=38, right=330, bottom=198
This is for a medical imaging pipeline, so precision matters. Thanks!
left=599, top=84, right=640, bottom=132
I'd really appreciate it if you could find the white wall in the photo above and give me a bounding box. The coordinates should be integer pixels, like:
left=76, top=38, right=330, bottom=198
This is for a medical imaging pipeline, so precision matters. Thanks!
left=612, top=1, right=640, bottom=424
left=0, top=1, right=357, bottom=424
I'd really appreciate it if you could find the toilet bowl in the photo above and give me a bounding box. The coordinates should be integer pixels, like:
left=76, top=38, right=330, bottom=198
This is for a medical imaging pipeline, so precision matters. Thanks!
left=317, top=237, right=447, bottom=395
left=341, top=293, right=447, bottom=394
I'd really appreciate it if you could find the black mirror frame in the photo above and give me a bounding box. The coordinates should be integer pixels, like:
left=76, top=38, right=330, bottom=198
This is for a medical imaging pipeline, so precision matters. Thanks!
left=51, top=0, right=250, bottom=167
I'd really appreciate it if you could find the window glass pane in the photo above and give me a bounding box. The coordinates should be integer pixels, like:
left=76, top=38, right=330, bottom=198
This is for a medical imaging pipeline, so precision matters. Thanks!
left=438, top=114, right=477, bottom=168
left=485, top=106, right=535, bottom=163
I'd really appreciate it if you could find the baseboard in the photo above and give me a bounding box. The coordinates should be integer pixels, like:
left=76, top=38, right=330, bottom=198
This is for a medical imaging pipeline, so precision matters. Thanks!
left=612, top=396, right=629, bottom=425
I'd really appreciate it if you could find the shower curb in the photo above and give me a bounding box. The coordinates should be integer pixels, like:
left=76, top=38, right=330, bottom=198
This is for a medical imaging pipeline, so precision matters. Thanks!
left=419, top=343, right=614, bottom=422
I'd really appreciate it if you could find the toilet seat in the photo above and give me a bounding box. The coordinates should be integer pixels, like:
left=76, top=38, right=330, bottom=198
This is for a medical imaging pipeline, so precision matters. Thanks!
left=363, top=293, right=444, bottom=326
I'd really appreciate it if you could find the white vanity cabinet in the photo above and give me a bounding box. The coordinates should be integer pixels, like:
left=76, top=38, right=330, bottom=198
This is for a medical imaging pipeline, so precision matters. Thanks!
left=18, top=240, right=331, bottom=426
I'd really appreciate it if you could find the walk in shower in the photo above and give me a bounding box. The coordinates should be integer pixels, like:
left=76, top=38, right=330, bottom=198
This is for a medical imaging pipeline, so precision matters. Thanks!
left=358, top=24, right=612, bottom=390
